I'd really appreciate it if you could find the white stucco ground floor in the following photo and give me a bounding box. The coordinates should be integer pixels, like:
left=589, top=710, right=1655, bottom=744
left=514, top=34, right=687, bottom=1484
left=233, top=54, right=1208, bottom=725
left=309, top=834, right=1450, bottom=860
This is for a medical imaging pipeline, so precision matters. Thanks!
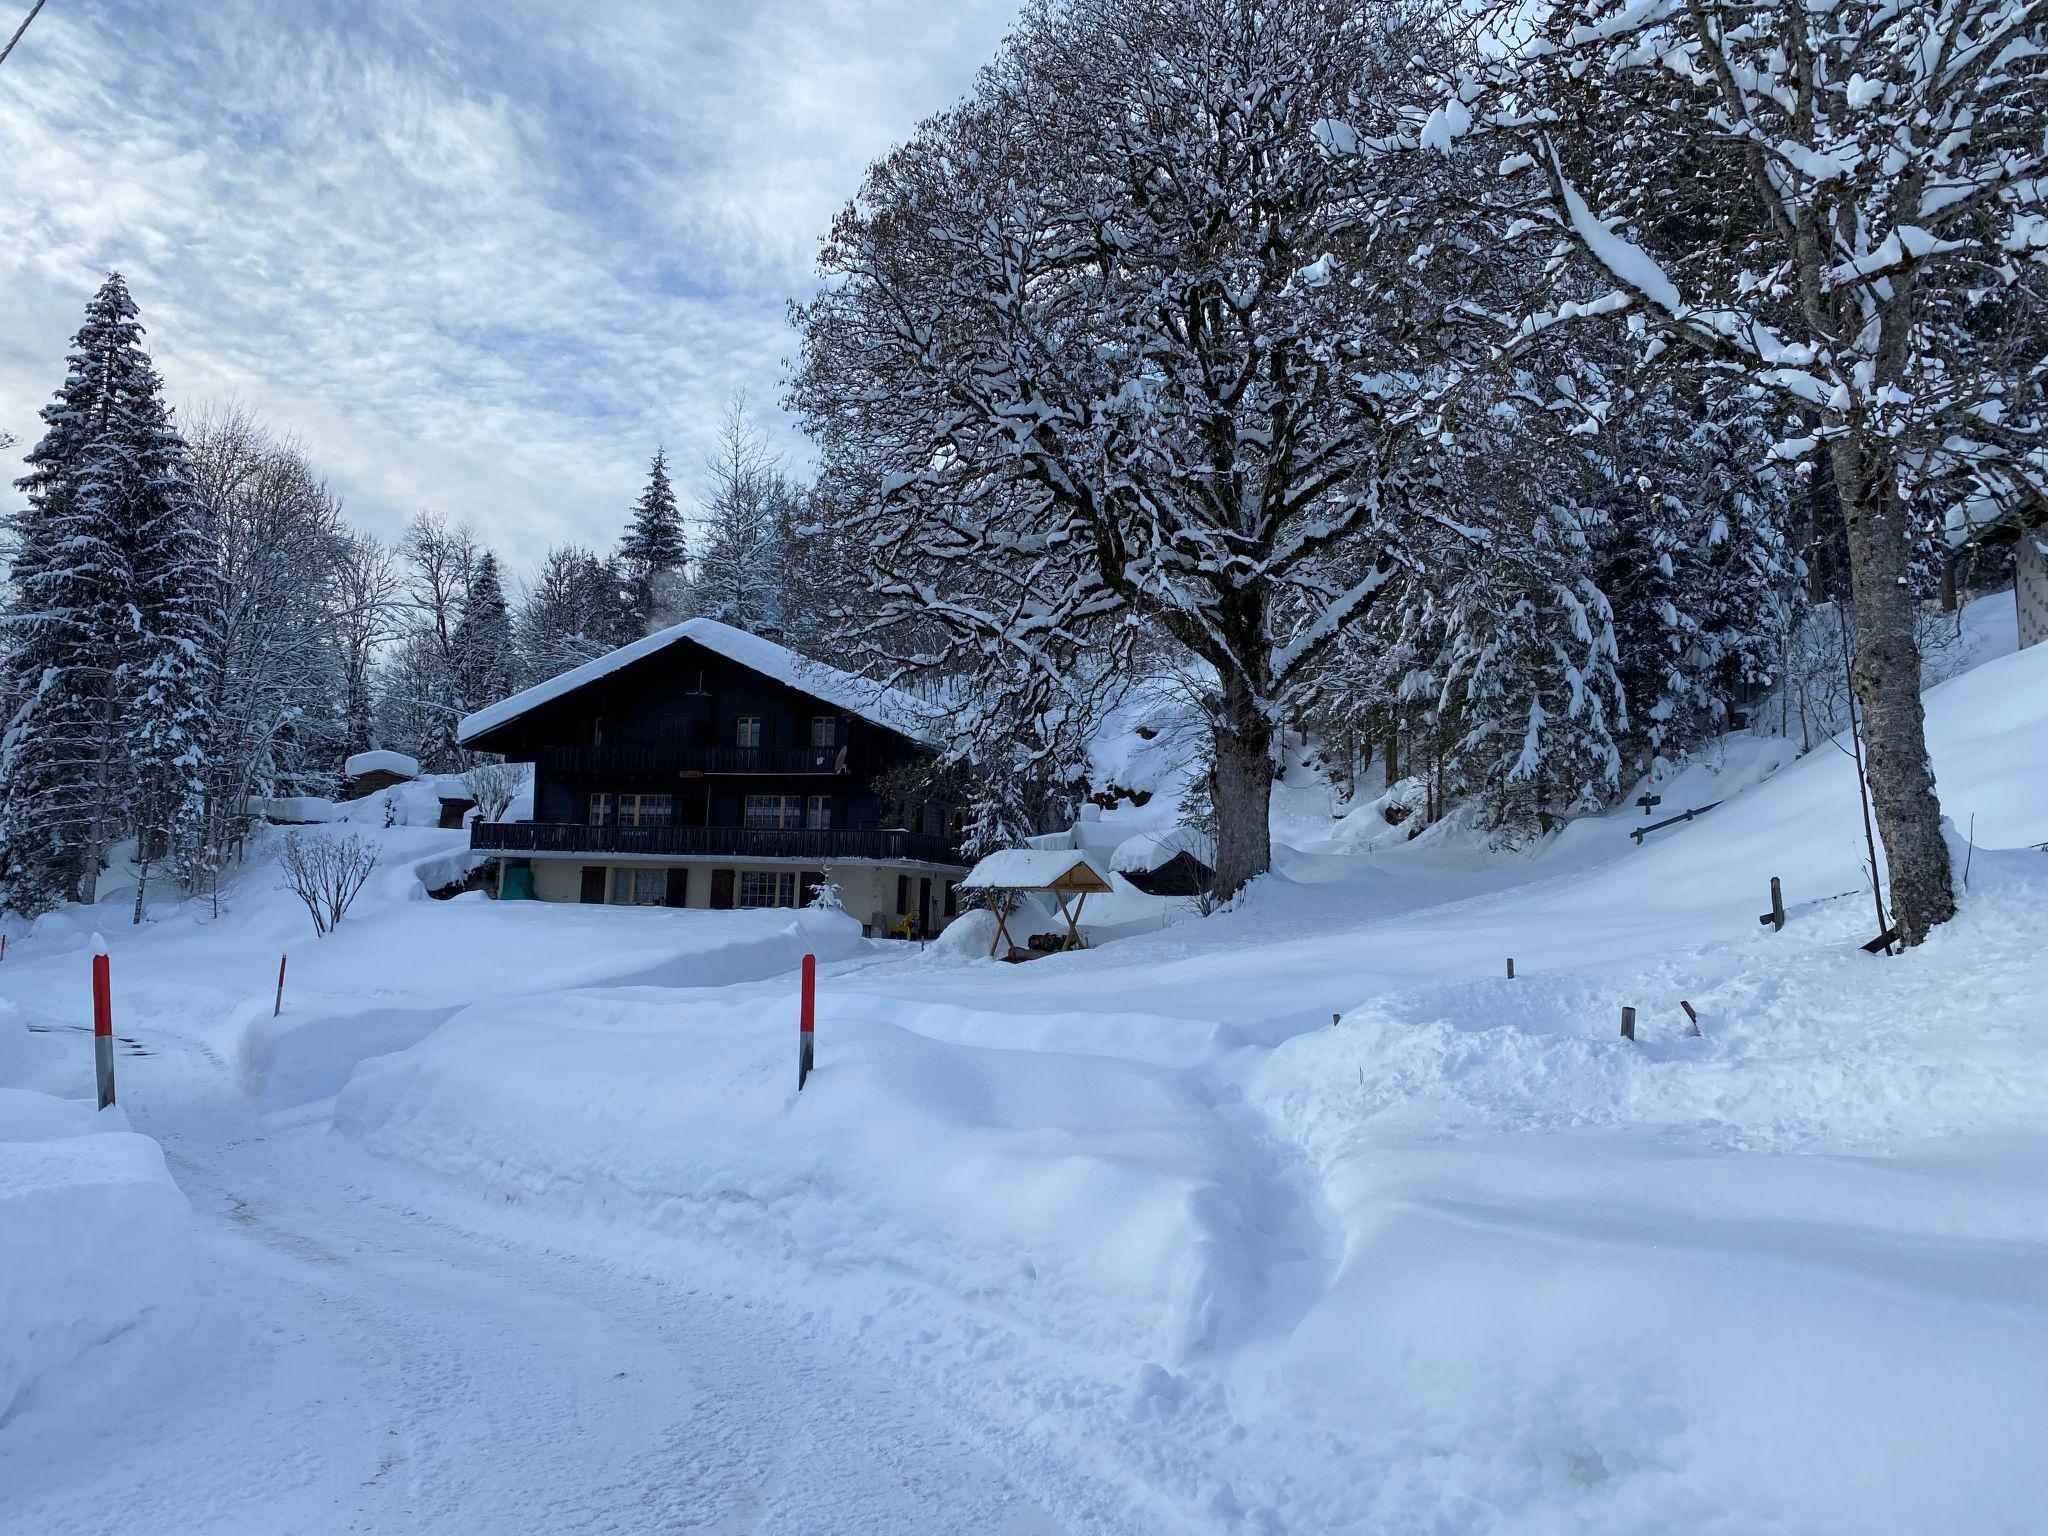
left=495, top=855, right=967, bottom=937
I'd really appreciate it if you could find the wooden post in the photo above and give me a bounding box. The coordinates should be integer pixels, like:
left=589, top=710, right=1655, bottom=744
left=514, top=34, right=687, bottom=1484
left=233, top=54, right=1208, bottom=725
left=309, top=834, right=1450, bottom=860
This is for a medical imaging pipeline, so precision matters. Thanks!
left=1680, top=1000, right=1701, bottom=1037
left=274, top=954, right=287, bottom=1017
left=797, top=952, right=816, bottom=1091
left=92, top=935, right=116, bottom=1110
left=1506, top=957, right=1515, bottom=979
left=1758, top=876, right=1785, bottom=932
left=1620, top=1005, right=1636, bottom=1042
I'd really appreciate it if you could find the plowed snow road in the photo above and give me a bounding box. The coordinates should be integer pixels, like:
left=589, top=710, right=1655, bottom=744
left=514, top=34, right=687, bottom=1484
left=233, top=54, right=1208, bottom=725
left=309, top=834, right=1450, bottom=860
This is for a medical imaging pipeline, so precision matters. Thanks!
left=0, top=1028, right=1103, bottom=1536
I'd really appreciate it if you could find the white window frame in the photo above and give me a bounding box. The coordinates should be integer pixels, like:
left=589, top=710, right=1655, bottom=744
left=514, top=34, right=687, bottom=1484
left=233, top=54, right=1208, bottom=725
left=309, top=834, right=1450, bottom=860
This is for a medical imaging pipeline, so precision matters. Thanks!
left=806, top=794, right=831, bottom=829
left=744, top=793, right=803, bottom=830
left=810, top=716, right=837, bottom=748
left=736, top=716, right=763, bottom=748
left=618, top=792, right=672, bottom=827
left=611, top=867, right=667, bottom=906
left=738, top=871, right=798, bottom=908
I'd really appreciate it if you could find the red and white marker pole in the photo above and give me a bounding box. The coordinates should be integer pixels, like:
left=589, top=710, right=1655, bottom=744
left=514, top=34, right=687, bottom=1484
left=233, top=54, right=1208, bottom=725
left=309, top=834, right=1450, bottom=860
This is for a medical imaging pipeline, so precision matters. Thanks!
left=797, top=951, right=816, bottom=1091
left=274, top=954, right=288, bottom=1017
left=91, top=933, right=116, bottom=1110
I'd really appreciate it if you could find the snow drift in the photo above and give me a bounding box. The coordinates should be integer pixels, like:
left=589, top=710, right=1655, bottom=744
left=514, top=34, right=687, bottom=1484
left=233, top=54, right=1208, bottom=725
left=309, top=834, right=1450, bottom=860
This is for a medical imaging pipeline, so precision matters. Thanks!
left=335, top=993, right=1262, bottom=1363
left=0, top=1089, right=192, bottom=1424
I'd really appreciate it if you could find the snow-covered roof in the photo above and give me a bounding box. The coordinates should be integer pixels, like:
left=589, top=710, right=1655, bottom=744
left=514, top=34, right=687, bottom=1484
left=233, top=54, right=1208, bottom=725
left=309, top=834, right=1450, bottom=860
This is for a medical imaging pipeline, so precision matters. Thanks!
left=959, top=849, right=1114, bottom=891
left=345, top=750, right=420, bottom=779
left=1110, top=826, right=1217, bottom=875
left=456, top=618, right=935, bottom=747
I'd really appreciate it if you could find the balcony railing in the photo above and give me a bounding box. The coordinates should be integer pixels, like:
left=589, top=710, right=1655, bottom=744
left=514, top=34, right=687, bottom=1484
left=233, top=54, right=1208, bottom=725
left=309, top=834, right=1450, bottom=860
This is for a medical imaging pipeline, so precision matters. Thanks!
left=539, top=744, right=847, bottom=777
left=473, top=821, right=965, bottom=866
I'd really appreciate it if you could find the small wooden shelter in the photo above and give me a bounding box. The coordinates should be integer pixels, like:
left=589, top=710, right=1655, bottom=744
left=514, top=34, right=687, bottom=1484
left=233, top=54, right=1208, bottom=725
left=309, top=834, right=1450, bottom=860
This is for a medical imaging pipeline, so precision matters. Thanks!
left=959, top=850, right=1114, bottom=959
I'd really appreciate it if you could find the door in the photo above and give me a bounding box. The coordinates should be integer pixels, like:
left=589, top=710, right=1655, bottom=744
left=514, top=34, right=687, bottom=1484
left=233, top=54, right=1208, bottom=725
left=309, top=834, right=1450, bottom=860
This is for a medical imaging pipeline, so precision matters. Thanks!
left=665, top=867, right=689, bottom=908
left=578, top=865, right=606, bottom=905
left=710, top=869, right=736, bottom=910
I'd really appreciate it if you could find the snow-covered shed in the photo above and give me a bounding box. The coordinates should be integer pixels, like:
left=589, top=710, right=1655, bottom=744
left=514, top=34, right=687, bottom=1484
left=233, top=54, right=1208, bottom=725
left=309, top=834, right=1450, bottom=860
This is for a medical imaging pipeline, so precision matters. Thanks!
left=1109, top=826, right=1216, bottom=897
left=343, top=750, right=421, bottom=799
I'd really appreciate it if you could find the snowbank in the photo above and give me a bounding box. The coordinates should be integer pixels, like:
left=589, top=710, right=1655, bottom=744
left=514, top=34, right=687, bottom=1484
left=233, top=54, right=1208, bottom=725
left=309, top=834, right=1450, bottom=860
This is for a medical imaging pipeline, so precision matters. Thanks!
left=336, top=995, right=1261, bottom=1362
left=1238, top=848, right=2048, bottom=1531
left=0, top=1090, right=191, bottom=1423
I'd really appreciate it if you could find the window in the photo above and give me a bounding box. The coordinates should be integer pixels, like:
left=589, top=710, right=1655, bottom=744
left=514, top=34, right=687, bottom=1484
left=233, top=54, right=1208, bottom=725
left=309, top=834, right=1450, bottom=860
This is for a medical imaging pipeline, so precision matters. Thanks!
left=610, top=867, right=667, bottom=905
left=806, top=795, right=831, bottom=829
left=737, top=716, right=762, bottom=748
left=745, top=794, right=803, bottom=830
left=587, top=792, right=612, bottom=826
left=811, top=716, right=837, bottom=748
left=618, top=793, right=671, bottom=827
left=738, top=871, right=799, bottom=908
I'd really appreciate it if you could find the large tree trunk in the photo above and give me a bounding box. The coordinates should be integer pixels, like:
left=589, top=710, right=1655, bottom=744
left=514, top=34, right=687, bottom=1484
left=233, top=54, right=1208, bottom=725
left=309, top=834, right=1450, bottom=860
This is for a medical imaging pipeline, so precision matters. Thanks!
left=1211, top=675, right=1275, bottom=900
left=1830, top=436, right=1955, bottom=946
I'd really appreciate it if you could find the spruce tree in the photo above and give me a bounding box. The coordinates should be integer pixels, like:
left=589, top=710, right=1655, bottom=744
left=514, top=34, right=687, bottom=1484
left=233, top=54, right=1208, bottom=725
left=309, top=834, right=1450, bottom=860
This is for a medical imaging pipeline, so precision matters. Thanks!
left=450, top=551, right=515, bottom=722
left=1, top=273, right=213, bottom=916
left=618, top=447, right=686, bottom=633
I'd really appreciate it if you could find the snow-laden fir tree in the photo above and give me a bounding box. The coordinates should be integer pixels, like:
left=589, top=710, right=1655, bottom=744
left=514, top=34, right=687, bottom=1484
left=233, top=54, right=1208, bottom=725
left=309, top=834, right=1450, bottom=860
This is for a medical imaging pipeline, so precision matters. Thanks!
left=450, top=551, right=514, bottom=720
left=1, top=273, right=215, bottom=916
left=618, top=447, right=687, bottom=634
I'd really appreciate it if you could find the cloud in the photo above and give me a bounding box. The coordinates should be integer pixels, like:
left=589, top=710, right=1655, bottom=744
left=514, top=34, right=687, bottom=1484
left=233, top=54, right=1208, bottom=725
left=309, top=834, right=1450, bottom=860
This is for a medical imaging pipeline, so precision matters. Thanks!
left=0, top=0, right=1018, bottom=573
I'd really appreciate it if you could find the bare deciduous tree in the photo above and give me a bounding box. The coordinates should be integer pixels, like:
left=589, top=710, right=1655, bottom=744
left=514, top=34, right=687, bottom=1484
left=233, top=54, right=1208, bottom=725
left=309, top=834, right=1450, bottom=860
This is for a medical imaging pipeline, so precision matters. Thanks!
left=459, top=760, right=524, bottom=823
left=278, top=831, right=379, bottom=936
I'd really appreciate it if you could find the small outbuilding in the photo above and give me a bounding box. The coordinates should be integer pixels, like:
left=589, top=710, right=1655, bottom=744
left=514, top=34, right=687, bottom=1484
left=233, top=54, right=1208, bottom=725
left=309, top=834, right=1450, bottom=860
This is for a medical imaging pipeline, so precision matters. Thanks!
left=958, top=850, right=1114, bottom=960
left=343, top=749, right=421, bottom=799
left=1110, top=826, right=1216, bottom=897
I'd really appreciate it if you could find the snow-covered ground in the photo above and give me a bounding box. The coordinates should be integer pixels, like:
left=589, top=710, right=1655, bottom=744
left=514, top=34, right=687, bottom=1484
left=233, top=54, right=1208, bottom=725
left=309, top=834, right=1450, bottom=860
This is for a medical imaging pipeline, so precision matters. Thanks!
left=3, top=596, right=2044, bottom=1533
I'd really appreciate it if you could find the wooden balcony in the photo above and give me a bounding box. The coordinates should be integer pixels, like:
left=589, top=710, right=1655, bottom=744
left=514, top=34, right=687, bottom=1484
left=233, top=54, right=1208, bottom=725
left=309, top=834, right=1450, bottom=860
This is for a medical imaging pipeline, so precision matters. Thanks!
left=472, top=821, right=965, bottom=866
left=538, top=743, right=848, bottom=777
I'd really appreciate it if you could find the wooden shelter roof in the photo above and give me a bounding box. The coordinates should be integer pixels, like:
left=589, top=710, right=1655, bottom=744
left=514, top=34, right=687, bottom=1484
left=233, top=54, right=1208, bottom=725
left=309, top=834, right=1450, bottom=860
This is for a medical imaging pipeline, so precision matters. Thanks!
left=959, top=849, right=1114, bottom=894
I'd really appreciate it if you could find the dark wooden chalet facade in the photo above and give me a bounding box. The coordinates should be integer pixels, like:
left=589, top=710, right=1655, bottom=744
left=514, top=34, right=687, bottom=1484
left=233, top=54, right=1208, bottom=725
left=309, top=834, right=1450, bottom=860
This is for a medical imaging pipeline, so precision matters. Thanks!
left=458, top=619, right=967, bottom=933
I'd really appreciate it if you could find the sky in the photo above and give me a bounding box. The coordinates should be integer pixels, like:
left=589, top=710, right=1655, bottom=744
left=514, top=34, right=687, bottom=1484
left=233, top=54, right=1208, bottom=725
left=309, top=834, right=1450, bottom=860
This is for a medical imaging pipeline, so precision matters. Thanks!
left=0, top=0, right=1019, bottom=573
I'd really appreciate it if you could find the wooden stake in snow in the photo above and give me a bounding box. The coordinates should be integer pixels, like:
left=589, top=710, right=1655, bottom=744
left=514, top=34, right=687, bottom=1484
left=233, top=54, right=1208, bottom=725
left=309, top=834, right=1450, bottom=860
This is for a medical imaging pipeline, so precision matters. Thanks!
left=274, top=954, right=288, bottom=1017
left=1506, top=957, right=1515, bottom=979
left=1680, top=1000, right=1702, bottom=1037
left=797, top=952, right=816, bottom=1091
left=92, top=934, right=116, bottom=1110
left=1620, top=1005, right=1636, bottom=1042
left=1758, top=876, right=1785, bottom=932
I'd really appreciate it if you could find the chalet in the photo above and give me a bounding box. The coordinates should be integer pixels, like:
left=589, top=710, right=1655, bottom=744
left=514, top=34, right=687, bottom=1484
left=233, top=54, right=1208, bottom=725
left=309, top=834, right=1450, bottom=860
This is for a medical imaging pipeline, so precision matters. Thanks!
left=457, top=618, right=968, bottom=934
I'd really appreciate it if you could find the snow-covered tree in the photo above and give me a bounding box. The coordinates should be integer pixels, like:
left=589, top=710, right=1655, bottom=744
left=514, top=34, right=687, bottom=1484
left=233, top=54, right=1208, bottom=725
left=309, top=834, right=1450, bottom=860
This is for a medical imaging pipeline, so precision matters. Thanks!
left=618, top=447, right=687, bottom=634
left=180, top=405, right=361, bottom=910
left=374, top=512, right=483, bottom=770
left=1, top=274, right=215, bottom=916
left=516, top=544, right=627, bottom=686
left=793, top=0, right=1484, bottom=897
left=332, top=530, right=401, bottom=757
left=690, top=397, right=790, bottom=636
left=450, top=551, right=514, bottom=718
left=1434, top=0, right=2048, bottom=942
